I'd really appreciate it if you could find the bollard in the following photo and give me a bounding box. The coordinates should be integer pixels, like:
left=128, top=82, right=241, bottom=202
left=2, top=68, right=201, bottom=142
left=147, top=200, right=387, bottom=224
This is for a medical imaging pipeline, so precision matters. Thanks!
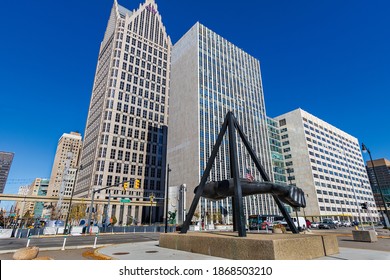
left=27, top=229, right=30, bottom=238
left=144, top=227, right=146, bottom=233
left=133, top=227, right=135, bottom=233
left=61, top=236, right=67, bottom=251
left=93, top=233, right=98, bottom=249
left=111, top=227, right=114, bottom=234
left=123, top=227, right=126, bottom=234
left=26, top=237, right=31, bottom=248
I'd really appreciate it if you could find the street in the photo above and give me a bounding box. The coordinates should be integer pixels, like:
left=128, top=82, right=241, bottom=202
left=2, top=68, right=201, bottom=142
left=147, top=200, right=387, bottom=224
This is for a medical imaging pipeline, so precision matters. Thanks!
left=0, top=232, right=160, bottom=252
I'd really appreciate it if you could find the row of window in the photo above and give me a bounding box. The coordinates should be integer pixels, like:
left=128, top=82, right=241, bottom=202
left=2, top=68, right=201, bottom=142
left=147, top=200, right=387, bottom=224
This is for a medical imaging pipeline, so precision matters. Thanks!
left=302, top=117, right=359, bottom=149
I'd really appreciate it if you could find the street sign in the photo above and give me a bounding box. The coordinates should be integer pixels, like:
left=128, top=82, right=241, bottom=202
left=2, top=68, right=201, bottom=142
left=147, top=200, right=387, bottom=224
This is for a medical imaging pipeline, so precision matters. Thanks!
left=120, top=198, right=131, bottom=203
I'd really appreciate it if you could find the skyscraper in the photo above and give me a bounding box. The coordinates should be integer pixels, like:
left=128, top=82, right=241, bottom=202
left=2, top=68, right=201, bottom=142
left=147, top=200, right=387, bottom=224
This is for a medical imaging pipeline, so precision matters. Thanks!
left=267, top=117, right=288, bottom=185
left=0, top=151, right=14, bottom=194
left=365, top=158, right=390, bottom=221
left=47, top=132, right=82, bottom=220
left=168, top=23, right=276, bottom=226
left=75, top=0, right=171, bottom=224
left=274, top=108, right=380, bottom=223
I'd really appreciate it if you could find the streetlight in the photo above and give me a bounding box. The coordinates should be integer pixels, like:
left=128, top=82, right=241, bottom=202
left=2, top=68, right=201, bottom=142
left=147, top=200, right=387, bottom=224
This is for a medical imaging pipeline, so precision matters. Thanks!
left=149, top=193, right=155, bottom=226
left=164, top=164, right=171, bottom=233
left=64, top=165, right=82, bottom=235
left=285, top=168, right=301, bottom=230
left=103, top=191, right=111, bottom=232
left=361, top=143, right=390, bottom=227
left=87, top=179, right=124, bottom=234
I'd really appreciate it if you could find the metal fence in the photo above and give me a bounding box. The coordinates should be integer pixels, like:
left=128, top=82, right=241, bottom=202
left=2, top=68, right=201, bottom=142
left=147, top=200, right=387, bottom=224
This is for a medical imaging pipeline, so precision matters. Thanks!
left=9, top=225, right=176, bottom=238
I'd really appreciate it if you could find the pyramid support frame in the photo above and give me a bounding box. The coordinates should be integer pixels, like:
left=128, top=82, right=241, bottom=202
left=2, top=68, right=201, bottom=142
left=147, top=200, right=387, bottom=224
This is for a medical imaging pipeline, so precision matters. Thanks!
left=180, top=112, right=299, bottom=236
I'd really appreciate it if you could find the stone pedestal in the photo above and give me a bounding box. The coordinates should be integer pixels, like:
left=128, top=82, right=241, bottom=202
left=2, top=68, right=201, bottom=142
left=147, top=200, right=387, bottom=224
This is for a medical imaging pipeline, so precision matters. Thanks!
left=352, top=230, right=378, bottom=242
left=159, top=232, right=339, bottom=260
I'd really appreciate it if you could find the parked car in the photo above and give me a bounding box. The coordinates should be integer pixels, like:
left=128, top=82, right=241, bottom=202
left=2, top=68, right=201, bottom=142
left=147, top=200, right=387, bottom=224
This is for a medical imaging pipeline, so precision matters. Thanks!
left=305, top=220, right=312, bottom=228
left=340, top=221, right=351, bottom=227
left=310, top=222, right=319, bottom=228
left=281, top=217, right=307, bottom=231
left=319, top=220, right=337, bottom=229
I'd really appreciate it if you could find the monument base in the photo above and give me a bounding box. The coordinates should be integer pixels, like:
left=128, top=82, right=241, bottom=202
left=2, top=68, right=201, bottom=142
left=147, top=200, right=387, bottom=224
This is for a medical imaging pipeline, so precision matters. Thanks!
left=159, top=232, right=339, bottom=260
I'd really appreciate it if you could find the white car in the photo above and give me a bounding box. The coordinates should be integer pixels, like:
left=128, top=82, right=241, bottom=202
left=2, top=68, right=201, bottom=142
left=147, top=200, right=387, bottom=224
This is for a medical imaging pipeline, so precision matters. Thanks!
left=310, top=222, right=320, bottom=228
left=341, top=221, right=351, bottom=227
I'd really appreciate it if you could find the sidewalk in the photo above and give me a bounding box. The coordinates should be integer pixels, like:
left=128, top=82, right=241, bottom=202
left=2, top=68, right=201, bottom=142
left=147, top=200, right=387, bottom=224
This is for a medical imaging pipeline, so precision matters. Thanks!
left=96, top=241, right=390, bottom=260
left=96, top=241, right=224, bottom=260
left=1, top=240, right=388, bottom=260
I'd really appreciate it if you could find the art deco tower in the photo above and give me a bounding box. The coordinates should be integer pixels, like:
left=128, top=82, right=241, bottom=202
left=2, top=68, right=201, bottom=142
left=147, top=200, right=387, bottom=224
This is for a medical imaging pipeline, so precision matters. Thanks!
left=75, top=0, right=171, bottom=224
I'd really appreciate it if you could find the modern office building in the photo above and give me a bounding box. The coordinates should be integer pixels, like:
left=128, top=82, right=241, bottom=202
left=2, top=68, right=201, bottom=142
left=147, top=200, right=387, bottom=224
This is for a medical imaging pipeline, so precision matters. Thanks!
left=0, top=151, right=14, bottom=194
left=267, top=118, right=287, bottom=185
left=266, top=117, right=292, bottom=214
left=32, top=179, right=49, bottom=219
left=75, top=0, right=171, bottom=225
left=168, top=22, right=277, bottom=226
left=365, top=158, right=390, bottom=222
left=47, top=132, right=82, bottom=220
left=13, top=179, right=49, bottom=225
left=274, top=108, right=379, bottom=222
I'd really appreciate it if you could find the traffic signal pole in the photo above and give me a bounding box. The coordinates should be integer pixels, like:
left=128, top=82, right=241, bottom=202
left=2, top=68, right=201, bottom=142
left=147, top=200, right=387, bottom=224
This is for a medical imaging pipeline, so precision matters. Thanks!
left=86, top=180, right=130, bottom=234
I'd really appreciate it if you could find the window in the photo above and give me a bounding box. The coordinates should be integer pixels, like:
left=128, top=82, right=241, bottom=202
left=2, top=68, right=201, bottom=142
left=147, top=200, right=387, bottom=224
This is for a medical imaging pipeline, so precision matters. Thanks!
left=279, top=119, right=286, bottom=126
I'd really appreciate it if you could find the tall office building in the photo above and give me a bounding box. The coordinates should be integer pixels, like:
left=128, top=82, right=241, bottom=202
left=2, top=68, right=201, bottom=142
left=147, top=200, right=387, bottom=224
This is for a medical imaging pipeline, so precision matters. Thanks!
left=267, top=118, right=287, bottom=185
left=168, top=23, right=276, bottom=226
left=34, top=179, right=49, bottom=219
left=275, top=108, right=379, bottom=222
left=0, top=151, right=14, bottom=194
left=75, top=0, right=171, bottom=224
left=14, top=185, right=29, bottom=220
left=365, top=158, right=390, bottom=220
left=14, top=178, right=49, bottom=224
left=47, top=132, right=82, bottom=220
left=266, top=117, right=291, bottom=214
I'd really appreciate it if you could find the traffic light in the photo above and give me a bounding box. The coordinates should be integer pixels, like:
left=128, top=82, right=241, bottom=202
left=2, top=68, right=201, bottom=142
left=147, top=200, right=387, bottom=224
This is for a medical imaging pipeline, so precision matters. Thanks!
left=123, top=181, right=129, bottom=191
left=134, top=179, right=140, bottom=189
left=360, top=202, right=367, bottom=210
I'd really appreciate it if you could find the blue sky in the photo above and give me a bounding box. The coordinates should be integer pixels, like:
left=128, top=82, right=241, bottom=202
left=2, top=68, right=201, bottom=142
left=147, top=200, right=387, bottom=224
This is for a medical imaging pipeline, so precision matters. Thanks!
left=1, top=0, right=390, bottom=206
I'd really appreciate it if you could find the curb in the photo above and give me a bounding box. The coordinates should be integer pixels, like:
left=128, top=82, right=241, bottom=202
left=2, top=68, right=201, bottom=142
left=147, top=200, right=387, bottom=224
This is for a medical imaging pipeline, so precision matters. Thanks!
left=0, top=244, right=113, bottom=255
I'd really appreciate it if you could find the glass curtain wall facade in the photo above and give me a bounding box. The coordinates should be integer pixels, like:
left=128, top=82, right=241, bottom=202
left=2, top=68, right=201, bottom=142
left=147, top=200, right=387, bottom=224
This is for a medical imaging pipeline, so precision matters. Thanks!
left=366, top=158, right=390, bottom=215
left=168, top=23, right=277, bottom=227
left=267, top=118, right=287, bottom=185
